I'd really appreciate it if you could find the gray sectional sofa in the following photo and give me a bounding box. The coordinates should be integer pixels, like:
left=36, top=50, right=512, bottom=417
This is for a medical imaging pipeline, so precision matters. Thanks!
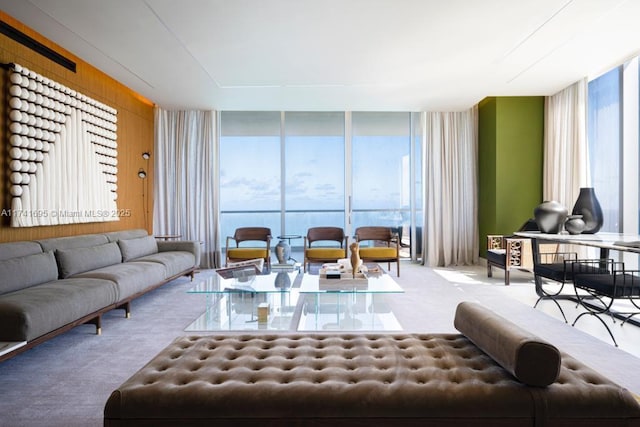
left=0, top=229, right=200, bottom=362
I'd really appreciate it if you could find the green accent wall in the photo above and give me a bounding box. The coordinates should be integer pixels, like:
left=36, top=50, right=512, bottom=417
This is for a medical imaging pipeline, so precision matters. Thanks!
left=478, top=96, right=544, bottom=258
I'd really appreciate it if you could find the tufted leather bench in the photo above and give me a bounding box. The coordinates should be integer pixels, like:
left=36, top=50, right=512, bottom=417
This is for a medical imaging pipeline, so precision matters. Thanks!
left=104, top=303, right=640, bottom=426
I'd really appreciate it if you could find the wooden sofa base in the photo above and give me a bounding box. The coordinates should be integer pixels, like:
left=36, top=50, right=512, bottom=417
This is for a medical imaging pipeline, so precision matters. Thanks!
left=0, top=268, right=196, bottom=363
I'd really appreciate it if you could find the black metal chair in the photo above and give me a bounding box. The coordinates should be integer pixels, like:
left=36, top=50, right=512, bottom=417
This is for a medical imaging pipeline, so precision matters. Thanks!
left=572, top=260, right=640, bottom=347
left=532, top=251, right=579, bottom=322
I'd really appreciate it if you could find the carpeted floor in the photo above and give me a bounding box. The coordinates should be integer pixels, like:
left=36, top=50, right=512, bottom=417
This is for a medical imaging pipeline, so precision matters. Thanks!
left=1, top=262, right=640, bottom=426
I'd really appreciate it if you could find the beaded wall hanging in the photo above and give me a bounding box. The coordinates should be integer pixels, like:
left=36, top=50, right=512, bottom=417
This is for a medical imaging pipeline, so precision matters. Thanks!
left=6, top=63, right=118, bottom=227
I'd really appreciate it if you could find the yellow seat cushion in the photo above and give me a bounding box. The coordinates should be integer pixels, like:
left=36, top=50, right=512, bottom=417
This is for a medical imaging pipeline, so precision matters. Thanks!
left=306, top=248, right=346, bottom=260
left=359, top=247, right=397, bottom=259
left=227, top=248, right=268, bottom=259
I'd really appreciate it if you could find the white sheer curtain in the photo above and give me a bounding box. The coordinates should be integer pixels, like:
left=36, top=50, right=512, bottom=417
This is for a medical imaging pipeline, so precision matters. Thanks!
left=423, top=106, right=479, bottom=267
left=544, top=78, right=589, bottom=207
left=154, top=108, right=220, bottom=268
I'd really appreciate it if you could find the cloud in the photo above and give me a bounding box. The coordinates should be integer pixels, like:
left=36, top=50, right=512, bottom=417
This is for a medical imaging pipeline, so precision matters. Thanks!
left=314, top=183, right=336, bottom=193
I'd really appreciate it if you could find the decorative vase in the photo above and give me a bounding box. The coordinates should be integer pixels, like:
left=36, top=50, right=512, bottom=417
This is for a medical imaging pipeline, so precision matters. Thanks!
left=533, top=201, right=568, bottom=234
left=274, top=239, right=290, bottom=264
left=572, top=187, right=603, bottom=234
left=564, top=215, right=586, bottom=235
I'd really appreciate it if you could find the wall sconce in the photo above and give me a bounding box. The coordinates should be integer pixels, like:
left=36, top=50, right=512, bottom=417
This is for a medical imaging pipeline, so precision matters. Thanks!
left=138, top=168, right=147, bottom=179
left=142, top=152, right=150, bottom=160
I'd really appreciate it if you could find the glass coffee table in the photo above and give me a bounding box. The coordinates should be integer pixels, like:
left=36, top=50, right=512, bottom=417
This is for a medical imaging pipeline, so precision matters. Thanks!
left=185, top=270, right=300, bottom=331
left=297, top=269, right=404, bottom=331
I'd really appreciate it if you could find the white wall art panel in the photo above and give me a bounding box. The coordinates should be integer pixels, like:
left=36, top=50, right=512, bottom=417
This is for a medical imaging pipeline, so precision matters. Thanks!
left=7, top=64, right=118, bottom=227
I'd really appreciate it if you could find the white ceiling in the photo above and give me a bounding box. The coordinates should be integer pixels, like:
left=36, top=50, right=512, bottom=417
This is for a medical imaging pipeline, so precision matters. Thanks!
left=1, top=0, right=640, bottom=111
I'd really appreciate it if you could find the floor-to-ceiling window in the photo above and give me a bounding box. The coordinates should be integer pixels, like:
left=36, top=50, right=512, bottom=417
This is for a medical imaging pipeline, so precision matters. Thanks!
left=411, top=112, right=423, bottom=259
left=284, top=112, right=345, bottom=235
left=219, top=111, right=281, bottom=241
left=219, top=111, right=422, bottom=260
left=351, top=112, right=412, bottom=251
left=586, top=57, right=640, bottom=268
left=587, top=67, right=622, bottom=232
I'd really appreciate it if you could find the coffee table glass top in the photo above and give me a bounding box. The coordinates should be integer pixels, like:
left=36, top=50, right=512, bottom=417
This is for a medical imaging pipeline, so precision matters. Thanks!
left=299, top=271, right=404, bottom=294
left=298, top=269, right=404, bottom=332
left=185, top=270, right=301, bottom=332
left=188, top=270, right=299, bottom=294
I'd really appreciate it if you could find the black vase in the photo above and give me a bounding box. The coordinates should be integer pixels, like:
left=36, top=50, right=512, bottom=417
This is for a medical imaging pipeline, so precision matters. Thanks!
left=572, top=187, right=603, bottom=234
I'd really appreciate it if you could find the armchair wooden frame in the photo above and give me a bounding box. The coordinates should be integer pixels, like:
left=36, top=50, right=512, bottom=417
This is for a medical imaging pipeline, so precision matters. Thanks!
left=225, top=227, right=272, bottom=269
left=303, top=226, right=348, bottom=272
left=354, top=226, right=400, bottom=276
left=486, top=235, right=533, bottom=286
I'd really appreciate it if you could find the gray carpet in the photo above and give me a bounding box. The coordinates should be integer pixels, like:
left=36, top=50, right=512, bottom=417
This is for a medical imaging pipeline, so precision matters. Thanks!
left=1, top=262, right=640, bottom=427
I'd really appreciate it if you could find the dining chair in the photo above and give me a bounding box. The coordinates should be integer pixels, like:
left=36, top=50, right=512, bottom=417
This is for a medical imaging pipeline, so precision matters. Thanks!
left=572, top=259, right=639, bottom=347
left=303, top=226, right=347, bottom=272
left=225, top=227, right=272, bottom=269
left=354, top=226, right=400, bottom=276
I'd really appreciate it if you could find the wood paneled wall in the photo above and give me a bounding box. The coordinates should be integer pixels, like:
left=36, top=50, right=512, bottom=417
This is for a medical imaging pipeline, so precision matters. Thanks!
left=0, top=11, right=154, bottom=242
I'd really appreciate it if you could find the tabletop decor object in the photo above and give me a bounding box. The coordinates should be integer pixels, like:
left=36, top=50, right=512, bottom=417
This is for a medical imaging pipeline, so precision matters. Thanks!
left=564, top=215, right=586, bottom=235
left=534, top=201, right=568, bottom=233
left=350, top=242, right=362, bottom=278
left=274, top=239, right=290, bottom=264
left=572, top=187, right=603, bottom=234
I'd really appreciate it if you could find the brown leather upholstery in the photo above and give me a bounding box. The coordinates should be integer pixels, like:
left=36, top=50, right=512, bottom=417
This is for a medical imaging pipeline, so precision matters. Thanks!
left=105, top=303, right=640, bottom=426
left=455, top=301, right=560, bottom=386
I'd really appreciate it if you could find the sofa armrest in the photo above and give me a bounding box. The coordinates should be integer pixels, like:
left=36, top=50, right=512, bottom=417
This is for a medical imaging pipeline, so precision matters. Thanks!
left=157, top=241, right=201, bottom=269
left=454, top=302, right=561, bottom=387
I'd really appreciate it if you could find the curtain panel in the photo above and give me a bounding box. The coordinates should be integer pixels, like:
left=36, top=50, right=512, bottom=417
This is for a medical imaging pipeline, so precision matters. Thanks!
left=543, top=78, right=589, bottom=207
left=423, top=106, right=479, bottom=267
left=154, top=108, right=220, bottom=268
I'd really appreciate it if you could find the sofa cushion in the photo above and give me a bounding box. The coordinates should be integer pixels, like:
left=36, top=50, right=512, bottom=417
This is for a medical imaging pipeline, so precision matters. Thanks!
left=227, top=248, right=269, bottom=260
left=131, top=251, right=195, bottom=278
left=157, top=240, right=201, bottom=268
left=0, top=278, right=118, bottom=341
left=118, top=236, right=158, bottom=262
left=454, top=301, right=561, bottom=387
left=37, top=234, right=109, bottom=252
left=0, top=241, right=43, bottom=261
left=103, top=229, right=149, bottom=243
left=74, top=261, right=166, bottom=301
left=306, top=248, right=346, bottom=259
left=359, top=247, right=397, bottom=259
left=0, top=251, right=58, bottom=295
left=486, top=249, right=507, bottom=266
left=56, top=242, right=122, bottom=279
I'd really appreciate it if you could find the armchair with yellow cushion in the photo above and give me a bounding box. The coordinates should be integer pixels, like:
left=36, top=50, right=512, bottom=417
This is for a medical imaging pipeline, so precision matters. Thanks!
left=354, top=226, right=400, bottom=276
left=303, top=226, right=347, bottom=272
left=225, top=227, right=272, bottom=268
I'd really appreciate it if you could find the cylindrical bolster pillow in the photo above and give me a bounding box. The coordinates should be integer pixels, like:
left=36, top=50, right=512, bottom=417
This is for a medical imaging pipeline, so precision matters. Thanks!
left=454, top=301, right=561, bottom=387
